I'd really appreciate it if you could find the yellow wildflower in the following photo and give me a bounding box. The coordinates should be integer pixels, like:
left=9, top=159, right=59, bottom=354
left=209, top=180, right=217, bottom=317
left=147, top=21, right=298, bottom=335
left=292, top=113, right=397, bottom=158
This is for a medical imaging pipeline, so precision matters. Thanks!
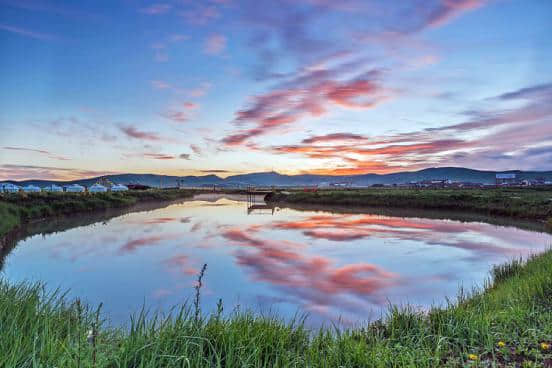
left=468, top=354, right=478, bottom=361
left=541, top=342, right=550, bottom=350
left=497, top=341, right=506, bottom=348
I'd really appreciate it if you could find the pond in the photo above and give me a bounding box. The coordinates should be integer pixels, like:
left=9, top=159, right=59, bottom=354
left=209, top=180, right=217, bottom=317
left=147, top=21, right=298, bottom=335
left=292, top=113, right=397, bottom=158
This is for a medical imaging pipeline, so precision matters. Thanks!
left=2, top=194, right=551, bottom=327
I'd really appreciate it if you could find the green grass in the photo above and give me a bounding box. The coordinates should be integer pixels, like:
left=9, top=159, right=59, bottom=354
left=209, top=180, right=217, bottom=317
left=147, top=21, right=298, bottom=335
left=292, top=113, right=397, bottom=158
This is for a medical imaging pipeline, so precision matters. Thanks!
left=267, top=188, right=552, bottom=221
left=0, top=202, right=19, bottom=236
left=1, top=250, right=551, bottom=367
left=0, top=189, right=194, bottom=237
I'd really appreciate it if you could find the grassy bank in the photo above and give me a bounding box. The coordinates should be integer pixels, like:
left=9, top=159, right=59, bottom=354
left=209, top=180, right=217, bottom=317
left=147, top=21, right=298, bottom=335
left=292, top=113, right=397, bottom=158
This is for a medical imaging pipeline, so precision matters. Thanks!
left=0, top=189, right=194, bottom=237
left=1, top=250, right=551, bottom=367
left=267, top=188, right=552, bottom=222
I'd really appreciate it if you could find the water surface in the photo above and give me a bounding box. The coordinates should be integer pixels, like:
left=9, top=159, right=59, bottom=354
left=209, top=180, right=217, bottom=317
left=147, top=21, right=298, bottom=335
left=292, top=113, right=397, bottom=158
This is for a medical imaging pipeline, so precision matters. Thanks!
left=2, top=194, right=551, bottom=327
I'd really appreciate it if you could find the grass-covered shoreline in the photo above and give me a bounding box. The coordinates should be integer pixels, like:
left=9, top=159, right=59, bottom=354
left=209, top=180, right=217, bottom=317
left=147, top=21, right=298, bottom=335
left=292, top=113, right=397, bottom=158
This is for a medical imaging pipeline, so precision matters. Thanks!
left=266, top=188, right=552, bottom=223
left=1, top=251, right=551, bottom=367
left=0, top=189, right=194, bottom=237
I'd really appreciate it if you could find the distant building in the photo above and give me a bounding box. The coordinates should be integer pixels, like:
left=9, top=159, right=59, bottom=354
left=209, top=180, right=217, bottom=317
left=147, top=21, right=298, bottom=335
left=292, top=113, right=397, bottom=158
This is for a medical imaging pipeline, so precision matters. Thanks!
left=43, top=184, right=63, bottom=192
left=496, top=173, right=517, bottom=185
left=111, top=184, right=129, bottom=192
left=65, top=184, right=85, bottom=193
left=89, top=183, right=107, bottom=193
left=22, top=185, right=41, bottom=193
left=330, top=182, right=351, bottom=188
left=415, top=179, right=450, bottom=188
left=0, top=183, right=20, bottom=193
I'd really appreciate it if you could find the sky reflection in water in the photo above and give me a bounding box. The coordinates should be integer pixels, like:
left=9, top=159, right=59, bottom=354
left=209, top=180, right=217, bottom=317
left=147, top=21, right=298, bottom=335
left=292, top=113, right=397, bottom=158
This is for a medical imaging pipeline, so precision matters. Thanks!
left=2, top=195, right=551, bottom=327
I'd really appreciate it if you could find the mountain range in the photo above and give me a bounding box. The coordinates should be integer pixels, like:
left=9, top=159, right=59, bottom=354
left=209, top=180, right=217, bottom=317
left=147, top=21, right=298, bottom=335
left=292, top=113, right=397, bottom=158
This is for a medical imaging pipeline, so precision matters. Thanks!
left=4, top=167, right=552, bottom=188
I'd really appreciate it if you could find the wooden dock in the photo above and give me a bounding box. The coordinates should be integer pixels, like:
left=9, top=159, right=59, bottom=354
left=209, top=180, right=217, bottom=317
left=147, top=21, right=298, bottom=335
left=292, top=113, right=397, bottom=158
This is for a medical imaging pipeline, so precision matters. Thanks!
left=246, top=186, right=275, bottom=215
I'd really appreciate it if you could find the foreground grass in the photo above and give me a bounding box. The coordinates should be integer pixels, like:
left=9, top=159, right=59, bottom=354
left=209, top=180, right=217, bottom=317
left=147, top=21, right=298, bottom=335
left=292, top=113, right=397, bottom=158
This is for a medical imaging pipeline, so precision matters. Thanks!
left=1, top=251, right=551, bottom=367
left=0, top=189, right=194, bottom=237
left=267, top=188, right=552, bottom=222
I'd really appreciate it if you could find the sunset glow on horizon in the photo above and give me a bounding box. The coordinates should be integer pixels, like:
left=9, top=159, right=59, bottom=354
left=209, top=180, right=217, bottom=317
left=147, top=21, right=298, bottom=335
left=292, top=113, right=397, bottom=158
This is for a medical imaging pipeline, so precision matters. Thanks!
left=1, top=0, right=551, bottom=181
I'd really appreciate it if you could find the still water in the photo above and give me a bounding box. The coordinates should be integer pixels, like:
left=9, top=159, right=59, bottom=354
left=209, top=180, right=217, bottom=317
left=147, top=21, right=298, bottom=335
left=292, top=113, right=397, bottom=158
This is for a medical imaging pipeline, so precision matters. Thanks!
left=2, top=194, right=551, bottom=327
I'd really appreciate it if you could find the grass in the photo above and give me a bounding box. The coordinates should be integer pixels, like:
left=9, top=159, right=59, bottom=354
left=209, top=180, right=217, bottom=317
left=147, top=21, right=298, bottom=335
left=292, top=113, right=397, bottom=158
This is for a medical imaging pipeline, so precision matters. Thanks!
left=1, top=250, right=551, bottom=367
left=0, top=189, right=194, bottom=237
left=267, top=188, right=552, bottom=221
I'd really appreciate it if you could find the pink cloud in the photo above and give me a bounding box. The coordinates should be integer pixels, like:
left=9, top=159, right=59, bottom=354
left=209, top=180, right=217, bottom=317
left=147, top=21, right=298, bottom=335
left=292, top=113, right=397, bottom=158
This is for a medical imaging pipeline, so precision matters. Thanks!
left=151, top=80, right=171, bottom=89
left=143, top=153, right=176, bottom=160
left=164, top=255, right=199, bottom=276
left=222, top=65, right=391, bottom=146
left=187, top=82, right=212, bottom=97
left=119, top=125, right=162, bottom=141
left=426, top=0, right=485, bottom=28
left=190, top=144, right=202, bottom=155
left=204, top=34, right=227, bottom=55
left=183, top=102, right=199, bottom=110
left=119, top=233, right=180, bottom=254
left=139, top=3, right=172, bottom=15
left=221, top=227, right=399, bottom=311
left=181, top=5, right=220, bottom=25
left=163, top=111, right=189, bottom=124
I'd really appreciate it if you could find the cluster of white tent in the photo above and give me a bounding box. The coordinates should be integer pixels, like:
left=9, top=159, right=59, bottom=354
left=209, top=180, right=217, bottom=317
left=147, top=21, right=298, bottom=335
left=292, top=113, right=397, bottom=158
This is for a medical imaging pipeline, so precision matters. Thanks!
left=0, top=183, right=129, bottom=193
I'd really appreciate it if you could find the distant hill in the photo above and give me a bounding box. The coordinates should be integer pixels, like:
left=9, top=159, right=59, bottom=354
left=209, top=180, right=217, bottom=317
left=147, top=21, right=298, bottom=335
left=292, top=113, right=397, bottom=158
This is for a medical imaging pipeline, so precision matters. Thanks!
left=3, top=167, right=552, bottom=188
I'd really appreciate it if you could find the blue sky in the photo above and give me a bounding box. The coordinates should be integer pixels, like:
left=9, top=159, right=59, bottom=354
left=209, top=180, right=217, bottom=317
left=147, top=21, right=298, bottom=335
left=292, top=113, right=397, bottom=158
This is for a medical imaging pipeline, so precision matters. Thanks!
left=1, top=0, right=551, bottom=180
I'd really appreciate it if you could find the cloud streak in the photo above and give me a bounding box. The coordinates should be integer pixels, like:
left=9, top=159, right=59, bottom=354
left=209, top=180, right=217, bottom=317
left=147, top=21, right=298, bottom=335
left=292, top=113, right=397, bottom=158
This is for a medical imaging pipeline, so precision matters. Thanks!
left=0, top=23, right=57, bottom=41
left=119, top=125, right=162, bottom=141
left=2, top=146, right=70, bottom=161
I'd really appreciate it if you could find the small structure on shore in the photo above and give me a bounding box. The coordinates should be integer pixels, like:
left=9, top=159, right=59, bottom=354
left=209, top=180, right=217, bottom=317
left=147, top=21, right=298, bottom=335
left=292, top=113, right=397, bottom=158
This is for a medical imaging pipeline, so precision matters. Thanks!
left=127, top=184, right=151, bottom=190
left=89, top=183, right=107, bottom=193
left=0, top=183, right=20, bottom=193
left=496, top=173, right=517, bottom=186
left=43, top=184, right=63, bottom=192
left=111, top=184, right=128, bottom=192
left=22, top=184, right=41, bottom=193
left=65, top=184, right=85, bottom=193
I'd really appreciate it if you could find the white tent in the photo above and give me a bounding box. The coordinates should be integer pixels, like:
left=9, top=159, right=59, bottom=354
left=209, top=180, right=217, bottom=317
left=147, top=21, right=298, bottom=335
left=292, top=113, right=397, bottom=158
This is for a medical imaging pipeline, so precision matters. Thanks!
left=65, top=184, right=85, bottom=193
left=22, top=184, right=41, bottom=193
left=1, top=183, right=20, bottom=193
left=43, top=184, right=63, bottom=192
left=89, top=183, right=107, bottom=193
left=111, top=184, right=128, bottom=192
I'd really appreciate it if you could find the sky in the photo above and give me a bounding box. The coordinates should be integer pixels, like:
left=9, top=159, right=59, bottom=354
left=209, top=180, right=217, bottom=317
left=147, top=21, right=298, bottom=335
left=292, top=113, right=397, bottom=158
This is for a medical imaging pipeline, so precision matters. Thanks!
left=1, top=0, right=551, bottom=181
